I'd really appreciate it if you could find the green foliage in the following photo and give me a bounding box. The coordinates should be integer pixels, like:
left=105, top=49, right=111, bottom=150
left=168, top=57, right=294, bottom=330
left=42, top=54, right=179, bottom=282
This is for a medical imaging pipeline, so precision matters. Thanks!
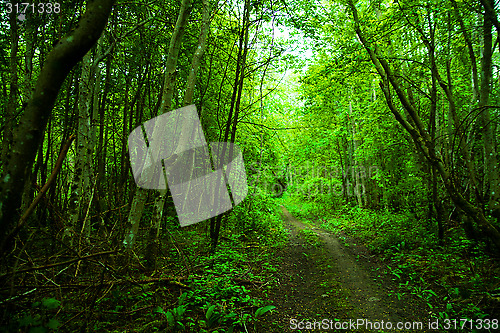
left=41, top=298, right=60, bottom=310
left=328, top=207, right=433, bottom=252
left=15, top=298, right=61, bottom=332
left=226, top=192, right=287, bottom=246
left=284, top=199, right=331, bottom=222
left=205, top=304, right=220, bottom=327
left=299, top=228, right=322, bottom=247
left=154, top=292, right=189, bottom=330
left=4, top=0, right=500, bottom=331
left=254, top=305, right=276, bottom=318
left=152, top=280, right=270, bottom=332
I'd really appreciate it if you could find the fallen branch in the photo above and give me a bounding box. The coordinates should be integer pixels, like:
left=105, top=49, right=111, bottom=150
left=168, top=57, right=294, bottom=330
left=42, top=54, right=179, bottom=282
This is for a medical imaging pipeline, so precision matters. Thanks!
left=1, top=274, right=264, bottom=291
left=0, top=249, right=118, bottom=279
left=0, top=276, right=189, bottom=291
left=102, top=304, right=156, bottom=315
left=0, top=288, right=37, bottom=305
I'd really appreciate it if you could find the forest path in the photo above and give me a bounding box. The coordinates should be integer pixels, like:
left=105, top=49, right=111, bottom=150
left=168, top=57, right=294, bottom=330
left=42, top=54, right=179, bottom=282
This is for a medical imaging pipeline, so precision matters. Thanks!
left=256, top=206, right=432, bottom=332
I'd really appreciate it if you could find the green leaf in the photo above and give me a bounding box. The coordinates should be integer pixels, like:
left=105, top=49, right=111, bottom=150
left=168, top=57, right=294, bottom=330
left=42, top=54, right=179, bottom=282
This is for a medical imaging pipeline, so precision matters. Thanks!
left=28, top=327, right=47, bottom=333
left=178, top=292, right=188, bottom=305
left=176, top=305, right=186, bottom=318
left=255, top=305, right=276, bottom=318
left=155, top=306, right=166, bottom=315
left=206, top=305, right=216, bottom=320
left=165, top=311, right=175, bottom=326
left=42, top=298, right=60, bottom=310
left=207, top=313, right=220, bottom=328
left=47, top=318, right=60, bottom=329
left=428, top=290, right=437, bottom=297
left=18, top=315, right=35, bottom=327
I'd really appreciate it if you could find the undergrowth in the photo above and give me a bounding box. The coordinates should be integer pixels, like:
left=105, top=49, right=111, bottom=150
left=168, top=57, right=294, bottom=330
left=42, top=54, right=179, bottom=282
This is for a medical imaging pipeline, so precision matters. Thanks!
left=281, top=194, right=500, bottom=328
left=0, top=194, right=284, bottom=333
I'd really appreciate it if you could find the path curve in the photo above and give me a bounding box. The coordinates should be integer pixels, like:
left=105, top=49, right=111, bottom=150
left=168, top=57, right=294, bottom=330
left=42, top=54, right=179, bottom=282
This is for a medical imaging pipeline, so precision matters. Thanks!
left=257, top=206, right=434, bottom=332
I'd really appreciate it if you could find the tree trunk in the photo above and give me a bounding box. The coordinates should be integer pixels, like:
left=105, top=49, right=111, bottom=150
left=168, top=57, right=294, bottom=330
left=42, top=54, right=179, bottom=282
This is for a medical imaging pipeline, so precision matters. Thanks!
left=335, top=139, right=349, bottom=203
left=67, top=50, right=95, bottom=242
left=211, top=0, right=251, bottom=252
left=478, top=0, right=500, bottom=218
left=0, top=0, right=115, bottom=258
left=1, top=8, right=18, bottom=169
left=96, top=50, right=112, bottom=231
left=123, top=0, right=193, bottom=252
left=349, top=98, right=364, bottom=208
left=146, top=0, right=211, bottom=271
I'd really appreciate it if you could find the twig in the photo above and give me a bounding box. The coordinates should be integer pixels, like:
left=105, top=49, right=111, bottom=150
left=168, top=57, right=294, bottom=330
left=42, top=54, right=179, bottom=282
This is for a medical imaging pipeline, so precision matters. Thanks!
left=59, top=310, right=86, bottom=330
left=0, top=249, right=118, bottom=278
left=0, top=288, right=37, bottom=305
left=0, top=135, right=75, bottom=257
left=75, top=174, right=99, bottom=277
left=91, top=16, right=155, bottom=68
left=0, top=276, right=190, bottom=290
left=102, top=304, right=156, bottom=315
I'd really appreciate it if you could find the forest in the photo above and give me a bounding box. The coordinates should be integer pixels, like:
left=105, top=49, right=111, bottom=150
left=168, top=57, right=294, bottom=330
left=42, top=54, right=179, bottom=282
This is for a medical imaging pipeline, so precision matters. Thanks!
left=1, top=0, right=500, bottom=331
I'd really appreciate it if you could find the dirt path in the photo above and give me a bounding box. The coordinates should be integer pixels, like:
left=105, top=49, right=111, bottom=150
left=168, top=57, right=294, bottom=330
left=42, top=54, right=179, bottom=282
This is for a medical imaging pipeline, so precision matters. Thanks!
left=257, top=206, right=434, bottom=332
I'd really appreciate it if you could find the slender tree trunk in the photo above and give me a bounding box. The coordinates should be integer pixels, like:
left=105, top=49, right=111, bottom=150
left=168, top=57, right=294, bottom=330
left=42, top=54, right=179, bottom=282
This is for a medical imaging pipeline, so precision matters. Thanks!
left=123, top=0, right=193, bottom=252
left=0, top=0, right=115, bottom=258
left=68, top=50, right=95, bottom=242
left=349, top=98, right=364, bottom=208
left=252, top=45, right=273, bottom=200
left=211, top=0, right=251, bottom=252
left=145, top=0, right=211, bottom=271
left=96, top=52, right=111, bottom=228
left=120, top=75, right=131, bottom=187
left=1, top=8, right=18, bottom=169
left=336, top=139, right=349, bottom=203
left=478, top=0, right=500, bottom=218
left=427, top=20, right=445, bottom=242
left=20, top=13, right=38, bottom=215
left=452, top=0, right=500, bottom=224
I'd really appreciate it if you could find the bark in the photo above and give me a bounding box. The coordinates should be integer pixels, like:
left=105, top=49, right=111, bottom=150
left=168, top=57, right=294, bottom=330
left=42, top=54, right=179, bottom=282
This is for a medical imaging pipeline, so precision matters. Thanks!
left=68, top=35, right=105, bottom=241
left=96, top=51, right=112, bottom=223
left=0, top=0, right=115, bottom=258
left=183, top=0, right=210, bottom=106
left=68, top=50, right=94, bottom=241
left=477, top=0, right=500, bottom=217
left=146, top=0, right=211, bottom=270
left=210, top=0, right=251, bottom=252
left=349, top=98, right=364, bottom=208
left=123, top=0, right=193, bottom=251
left=1, top=8, right=19, bottom=171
